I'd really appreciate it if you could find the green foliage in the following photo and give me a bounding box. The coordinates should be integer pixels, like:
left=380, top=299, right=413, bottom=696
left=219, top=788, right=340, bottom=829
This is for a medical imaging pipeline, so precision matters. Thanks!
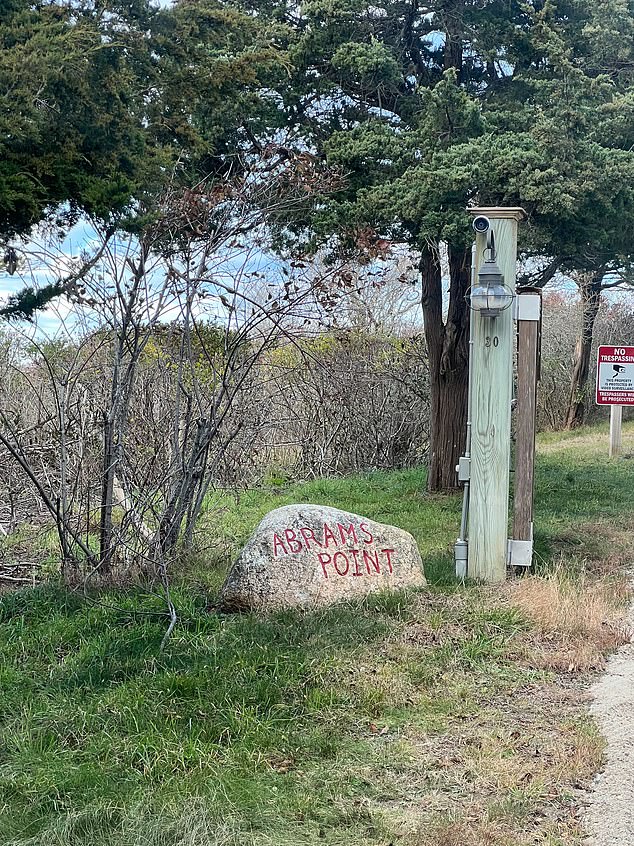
left=0, top=1, right=154, bottom=236
left=0, top=0, right=289, bottom=321
left=331, top=39, right=402, bottom=84
left=149, top=0, right=289, bottom=183
left=0, top=281, right=65, bottom=321
left=0, top=0, right=288, bottom=239
left=264, top=0, right=634, bottom=268
left=1, top=425, right=633, bottom=843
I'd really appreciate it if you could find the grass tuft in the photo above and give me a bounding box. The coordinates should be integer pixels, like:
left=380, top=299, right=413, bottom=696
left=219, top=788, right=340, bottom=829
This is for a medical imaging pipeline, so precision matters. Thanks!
left=508, top=561, right=631, bottom=672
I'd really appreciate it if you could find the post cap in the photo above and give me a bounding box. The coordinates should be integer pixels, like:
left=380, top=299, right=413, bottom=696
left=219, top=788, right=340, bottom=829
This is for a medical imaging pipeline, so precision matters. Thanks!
left=467, top=206, right=526, bottom=222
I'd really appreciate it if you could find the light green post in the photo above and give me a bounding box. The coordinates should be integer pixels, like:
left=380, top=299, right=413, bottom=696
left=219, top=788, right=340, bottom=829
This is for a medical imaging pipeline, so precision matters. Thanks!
left=467, top=207, right=525, bottom=582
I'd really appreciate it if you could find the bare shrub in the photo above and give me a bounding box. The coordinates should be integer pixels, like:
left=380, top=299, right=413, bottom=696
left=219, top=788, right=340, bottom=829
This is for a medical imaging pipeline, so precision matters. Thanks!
left=538, top=292, right=579, bottom=430
left=538, top=292, right=634, bottom=430
left=0, top=175, right=435, bottom=595
left=247, top=331, right=429, bottom=479
left=0, top=152, right=434, bottom=597
left=0, top=155, right=349, bottom=583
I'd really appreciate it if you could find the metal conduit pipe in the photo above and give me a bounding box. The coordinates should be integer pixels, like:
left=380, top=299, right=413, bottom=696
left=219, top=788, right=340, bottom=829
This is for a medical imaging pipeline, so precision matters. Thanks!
left=454, top=242, right=476, bottom=580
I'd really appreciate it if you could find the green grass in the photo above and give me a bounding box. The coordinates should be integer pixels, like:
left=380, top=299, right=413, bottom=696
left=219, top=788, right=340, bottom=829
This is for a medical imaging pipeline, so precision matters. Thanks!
left=533, top=421, right=634, bottom=564
left=0, top=423, right=633, bottom=845
left=196, top=421, right=634, bottom=588
left=0, top=585, right=531, bottom=845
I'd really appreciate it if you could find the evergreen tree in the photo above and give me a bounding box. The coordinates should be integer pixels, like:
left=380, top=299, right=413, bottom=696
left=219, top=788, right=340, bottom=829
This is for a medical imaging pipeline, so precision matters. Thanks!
left=0, top=0, right=158, bottom=238
left=0, top=0, right=286, bottom=318
left=258, top=0, right=634, bottom=485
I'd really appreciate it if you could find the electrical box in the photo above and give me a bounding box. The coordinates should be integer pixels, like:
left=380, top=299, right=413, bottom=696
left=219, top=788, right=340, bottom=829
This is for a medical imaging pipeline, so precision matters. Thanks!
left=515, top=292, right=541, bottom=321
left=507, top=538, right=533, bottom=567
left=457, top=456, right=470, bottom=482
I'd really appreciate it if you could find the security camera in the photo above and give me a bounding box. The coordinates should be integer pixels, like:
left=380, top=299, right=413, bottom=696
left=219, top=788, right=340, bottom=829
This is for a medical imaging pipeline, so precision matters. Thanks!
left=472, top=216, right=491, bottom=234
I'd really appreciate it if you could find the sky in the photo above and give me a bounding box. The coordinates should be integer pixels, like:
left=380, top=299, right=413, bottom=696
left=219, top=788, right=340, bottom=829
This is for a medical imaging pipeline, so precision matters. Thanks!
left=0, top=217, right=307, bottom=342
left=0, top=220, right=105, bottom=338
left=3, top=217, right=634, bottom=344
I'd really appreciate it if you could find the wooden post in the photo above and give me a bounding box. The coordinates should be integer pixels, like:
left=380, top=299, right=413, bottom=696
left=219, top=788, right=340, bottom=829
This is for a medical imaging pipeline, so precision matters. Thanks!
left=610, top=405, right=623, bottom=458
left=512, top=290, right=541, bottom=567
left=468, top=207, right=525, bottom=582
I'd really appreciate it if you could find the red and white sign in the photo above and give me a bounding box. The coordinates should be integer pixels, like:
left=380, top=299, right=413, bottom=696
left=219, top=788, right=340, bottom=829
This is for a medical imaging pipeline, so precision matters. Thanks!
left=596, top=345, right=634, bottom=406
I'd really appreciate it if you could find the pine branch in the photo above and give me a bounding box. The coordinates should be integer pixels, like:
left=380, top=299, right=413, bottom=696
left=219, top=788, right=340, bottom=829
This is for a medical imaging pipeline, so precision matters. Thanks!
left=0, top=281, right=65, bottom=322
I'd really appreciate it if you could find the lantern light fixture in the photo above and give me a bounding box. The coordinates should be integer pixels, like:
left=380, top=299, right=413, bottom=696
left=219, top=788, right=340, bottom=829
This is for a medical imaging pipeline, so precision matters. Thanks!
left=469, top=230, right=514, bottom=318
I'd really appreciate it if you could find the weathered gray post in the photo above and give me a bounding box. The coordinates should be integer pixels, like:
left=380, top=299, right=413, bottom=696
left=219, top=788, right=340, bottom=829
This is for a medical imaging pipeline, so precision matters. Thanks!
left=511, top=288, right=542, bottom=568
left=467, top=207, right=525, bottom=582
left=610, top=405, right=623, bottom=458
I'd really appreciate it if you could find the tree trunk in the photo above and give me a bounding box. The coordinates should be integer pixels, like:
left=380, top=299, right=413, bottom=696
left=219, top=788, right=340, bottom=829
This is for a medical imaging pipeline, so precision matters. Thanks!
left=99, top=412, right=115, bottom=575
left=158, top=419, right=212, bottom=556
left=564, top=271, right=603, bottom=429
left=421, top=244, right=470, bottom=492
left=439, top=0, right=465, bottom=78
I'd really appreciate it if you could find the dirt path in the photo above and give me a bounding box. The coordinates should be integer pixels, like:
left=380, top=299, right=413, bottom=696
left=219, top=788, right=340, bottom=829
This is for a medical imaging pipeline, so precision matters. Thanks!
left=583, top=597, right=634, bottom=845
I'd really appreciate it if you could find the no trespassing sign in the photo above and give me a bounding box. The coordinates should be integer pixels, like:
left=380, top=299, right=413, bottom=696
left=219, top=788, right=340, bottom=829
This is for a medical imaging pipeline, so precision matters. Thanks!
left=596, top=345, right=634, bottom=406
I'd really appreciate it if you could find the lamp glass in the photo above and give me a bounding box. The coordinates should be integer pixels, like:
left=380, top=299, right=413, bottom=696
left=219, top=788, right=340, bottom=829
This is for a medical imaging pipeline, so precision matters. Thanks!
left=470, top=282, right=514, bottom=317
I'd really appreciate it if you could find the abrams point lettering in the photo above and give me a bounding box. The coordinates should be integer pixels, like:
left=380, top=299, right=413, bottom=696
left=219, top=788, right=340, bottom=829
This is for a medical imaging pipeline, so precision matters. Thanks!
left=219, top=504, right=425, bottom=610
left=271, top=521, right=396, bottom=578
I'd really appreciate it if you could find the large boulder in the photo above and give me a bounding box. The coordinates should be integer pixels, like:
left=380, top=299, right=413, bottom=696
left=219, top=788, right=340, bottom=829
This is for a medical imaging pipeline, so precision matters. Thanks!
left=219, top=504, right=426, bottom=611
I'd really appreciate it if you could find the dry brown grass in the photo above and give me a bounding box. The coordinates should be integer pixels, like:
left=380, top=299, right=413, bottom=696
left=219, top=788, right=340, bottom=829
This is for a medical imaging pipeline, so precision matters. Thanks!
left=361, top=578, right=617, bottom=846
left=537, top=427, right=634, bottom=455
left=351, top=557, right=633, bottom=844
left=411, top=815, right=578, bottom=846
left=507, top=562, right=631, bottom=672
left=378, top=678, right=605, bottom=845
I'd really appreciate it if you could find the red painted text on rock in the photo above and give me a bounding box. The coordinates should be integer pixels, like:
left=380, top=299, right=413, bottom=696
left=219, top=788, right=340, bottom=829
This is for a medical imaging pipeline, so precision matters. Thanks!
left=271, top=521, right=396, bottom=578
